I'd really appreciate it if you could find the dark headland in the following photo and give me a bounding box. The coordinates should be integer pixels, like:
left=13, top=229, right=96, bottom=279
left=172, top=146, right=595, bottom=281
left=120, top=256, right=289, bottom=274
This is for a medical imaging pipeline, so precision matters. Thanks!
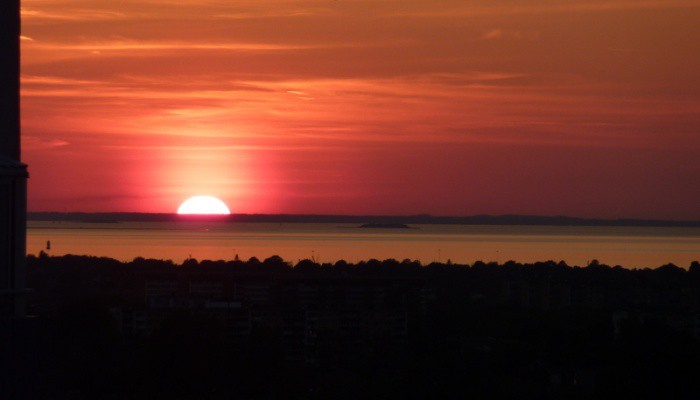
left=27, top=212, right=700, bottom=227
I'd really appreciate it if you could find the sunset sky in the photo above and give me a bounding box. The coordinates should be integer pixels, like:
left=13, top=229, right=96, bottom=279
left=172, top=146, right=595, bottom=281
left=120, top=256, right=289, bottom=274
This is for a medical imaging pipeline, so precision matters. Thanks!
left=20, top=0, right=700, bottom=219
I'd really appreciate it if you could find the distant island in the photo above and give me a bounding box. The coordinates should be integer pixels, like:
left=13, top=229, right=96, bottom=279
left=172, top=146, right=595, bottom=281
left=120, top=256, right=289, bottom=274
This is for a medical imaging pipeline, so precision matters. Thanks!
left=359, top=223, right=414, bottom=229
left=27, top=212, right=700, bottom=228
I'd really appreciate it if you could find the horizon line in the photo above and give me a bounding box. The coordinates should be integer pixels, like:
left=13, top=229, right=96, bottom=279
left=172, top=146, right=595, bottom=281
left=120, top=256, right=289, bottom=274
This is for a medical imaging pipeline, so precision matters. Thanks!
left=26, top=211, right=700, bottom=226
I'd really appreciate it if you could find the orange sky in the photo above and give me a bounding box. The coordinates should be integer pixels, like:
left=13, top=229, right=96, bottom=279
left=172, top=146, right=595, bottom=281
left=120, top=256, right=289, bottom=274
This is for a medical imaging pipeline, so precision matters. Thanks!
left=20, top=0, right=700, bottom=218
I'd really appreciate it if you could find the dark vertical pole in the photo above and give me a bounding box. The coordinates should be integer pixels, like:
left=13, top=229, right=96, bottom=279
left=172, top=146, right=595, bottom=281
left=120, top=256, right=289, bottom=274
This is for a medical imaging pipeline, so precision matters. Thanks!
left=0, top=0, right=21, bottom=160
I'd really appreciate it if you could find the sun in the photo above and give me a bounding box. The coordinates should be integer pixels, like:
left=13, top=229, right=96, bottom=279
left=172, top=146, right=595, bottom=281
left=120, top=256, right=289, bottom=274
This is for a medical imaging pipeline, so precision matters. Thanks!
left=177, top=196, right=231, bottom=215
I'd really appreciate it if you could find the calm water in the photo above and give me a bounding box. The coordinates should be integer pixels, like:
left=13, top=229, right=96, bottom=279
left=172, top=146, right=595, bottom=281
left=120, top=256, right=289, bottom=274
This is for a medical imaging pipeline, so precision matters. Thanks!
left=27, top=221, right=700, bottom=268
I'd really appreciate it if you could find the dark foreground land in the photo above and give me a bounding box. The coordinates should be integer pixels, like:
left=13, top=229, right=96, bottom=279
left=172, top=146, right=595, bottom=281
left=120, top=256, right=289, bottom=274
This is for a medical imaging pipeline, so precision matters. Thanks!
left=13, top=255, right=700, bottom=399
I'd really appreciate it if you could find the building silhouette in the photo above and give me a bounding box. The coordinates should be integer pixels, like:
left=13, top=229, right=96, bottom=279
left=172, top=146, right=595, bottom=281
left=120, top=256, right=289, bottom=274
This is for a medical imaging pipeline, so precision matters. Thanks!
left=0, top=0, right=27, bottom=318
left=1, top=2, right=32, bottom=398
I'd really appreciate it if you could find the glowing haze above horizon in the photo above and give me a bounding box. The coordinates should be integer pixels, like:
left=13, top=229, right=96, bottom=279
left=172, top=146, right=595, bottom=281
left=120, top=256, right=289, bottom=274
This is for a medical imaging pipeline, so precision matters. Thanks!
left=21, top=0, right=700, bottom=219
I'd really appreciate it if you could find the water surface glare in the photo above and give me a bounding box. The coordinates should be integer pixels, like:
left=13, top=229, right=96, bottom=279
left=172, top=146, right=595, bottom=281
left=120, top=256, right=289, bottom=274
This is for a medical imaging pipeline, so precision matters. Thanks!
left=27, top=221, right=700, bottom=268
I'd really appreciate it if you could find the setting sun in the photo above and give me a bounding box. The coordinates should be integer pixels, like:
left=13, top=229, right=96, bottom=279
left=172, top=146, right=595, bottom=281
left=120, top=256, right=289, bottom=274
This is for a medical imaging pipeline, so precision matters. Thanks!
left=177, top=196, right=231, bottom=215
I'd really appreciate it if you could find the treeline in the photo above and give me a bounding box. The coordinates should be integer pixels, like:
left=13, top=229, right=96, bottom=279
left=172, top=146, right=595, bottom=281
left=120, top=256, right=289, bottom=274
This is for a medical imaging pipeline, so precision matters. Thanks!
left=27, top=250, right=700, bottom=274
left=27, top=253, right=700, bottom=308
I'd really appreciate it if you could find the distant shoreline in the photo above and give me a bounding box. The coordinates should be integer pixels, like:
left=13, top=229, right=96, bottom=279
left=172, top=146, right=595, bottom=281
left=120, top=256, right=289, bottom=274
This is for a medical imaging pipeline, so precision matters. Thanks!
left=27, top=212, right=700, bottom=228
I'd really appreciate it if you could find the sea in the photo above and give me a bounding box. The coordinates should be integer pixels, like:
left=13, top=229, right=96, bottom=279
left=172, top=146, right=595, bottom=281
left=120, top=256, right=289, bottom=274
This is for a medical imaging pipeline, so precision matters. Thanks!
left=26, top=221, right=700, bottom=269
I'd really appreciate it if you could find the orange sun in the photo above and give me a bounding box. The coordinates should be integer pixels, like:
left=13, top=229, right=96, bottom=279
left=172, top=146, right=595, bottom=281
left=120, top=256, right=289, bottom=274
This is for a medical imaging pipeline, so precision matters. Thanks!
left=177, top=196, right=231, bottom=215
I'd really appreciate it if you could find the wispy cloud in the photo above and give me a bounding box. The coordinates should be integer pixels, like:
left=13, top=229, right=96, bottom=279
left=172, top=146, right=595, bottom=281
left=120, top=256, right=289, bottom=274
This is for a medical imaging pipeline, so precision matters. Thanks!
left=20, top=0, right=700, bottom=217
left=32, top=40, right=319, bottom=52
left=23, top=135, right=70, bottom=150
left=480, top=29, right=540, bottom=41
left=396, top=0, right=700, bottom=18
left=21, top=7, right=127, bottom=21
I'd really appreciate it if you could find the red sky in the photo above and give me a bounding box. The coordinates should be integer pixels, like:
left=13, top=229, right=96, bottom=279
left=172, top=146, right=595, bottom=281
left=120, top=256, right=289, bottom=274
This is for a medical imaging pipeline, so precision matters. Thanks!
left=20, top=0, right=700, bottom=219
